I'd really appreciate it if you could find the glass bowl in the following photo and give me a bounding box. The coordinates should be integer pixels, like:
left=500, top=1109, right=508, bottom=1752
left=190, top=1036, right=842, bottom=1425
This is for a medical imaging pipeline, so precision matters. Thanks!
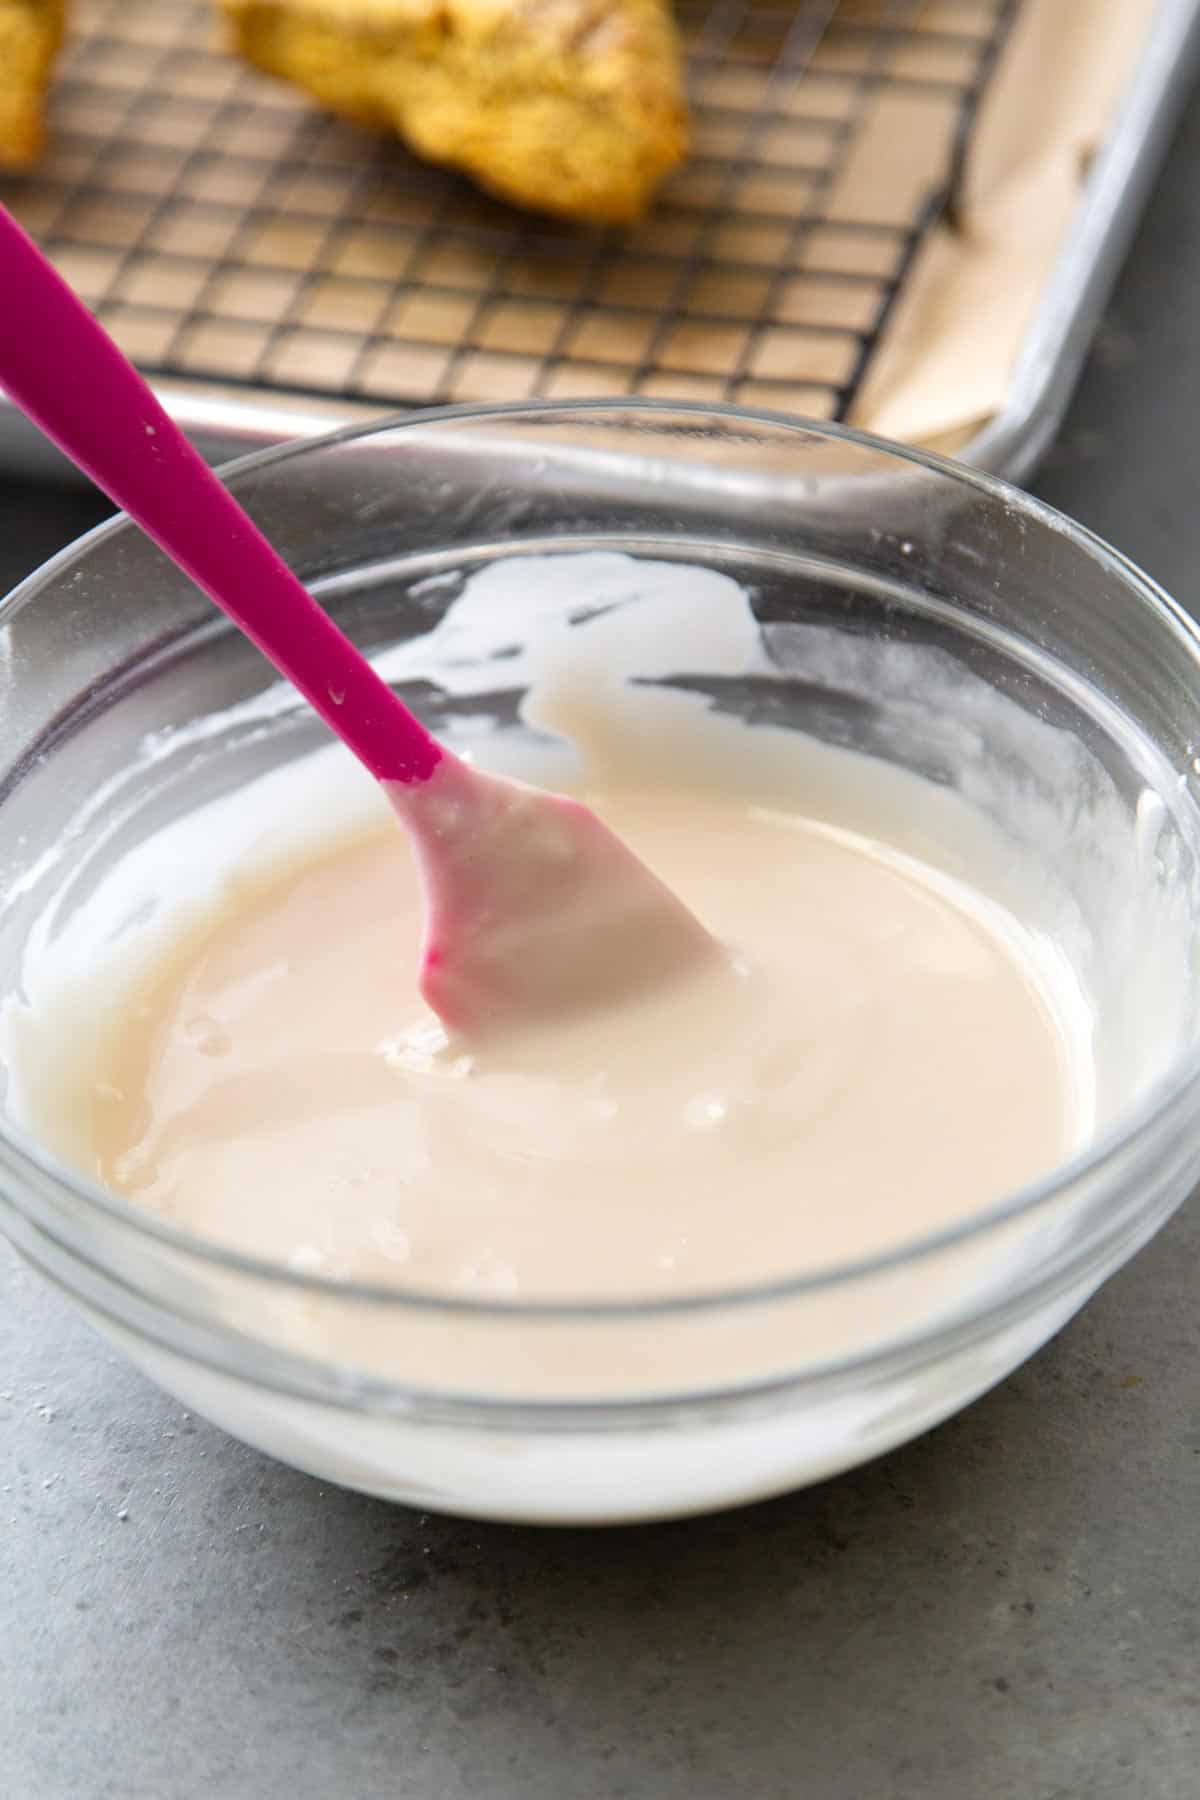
left=2, top=402, right=1199, bottom=1526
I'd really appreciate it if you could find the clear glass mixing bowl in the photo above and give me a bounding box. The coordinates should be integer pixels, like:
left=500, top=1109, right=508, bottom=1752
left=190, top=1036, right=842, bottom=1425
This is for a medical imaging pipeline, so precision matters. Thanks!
left=2, top=402, right=1200, bottom=1525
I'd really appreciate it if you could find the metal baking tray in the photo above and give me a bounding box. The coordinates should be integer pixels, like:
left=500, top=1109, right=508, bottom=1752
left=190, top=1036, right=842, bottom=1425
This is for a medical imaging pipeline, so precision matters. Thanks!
left=1, top=0, right=1198, bottom=480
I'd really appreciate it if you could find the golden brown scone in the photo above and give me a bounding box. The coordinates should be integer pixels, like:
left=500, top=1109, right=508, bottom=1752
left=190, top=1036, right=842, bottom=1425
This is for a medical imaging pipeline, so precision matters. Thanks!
left=0, top=0, right=65, bottom=166
left=217, top=0, right=687, bottom=223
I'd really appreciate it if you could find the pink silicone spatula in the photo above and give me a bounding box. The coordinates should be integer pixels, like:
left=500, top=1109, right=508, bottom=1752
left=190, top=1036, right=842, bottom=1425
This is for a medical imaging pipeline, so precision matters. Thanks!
left=0, top=206, right=717, bottom=1039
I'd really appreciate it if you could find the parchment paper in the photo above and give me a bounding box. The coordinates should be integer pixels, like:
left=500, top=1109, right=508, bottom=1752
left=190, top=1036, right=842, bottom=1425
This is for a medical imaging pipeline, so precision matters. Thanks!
left=850, top=0, right=1161, bottom=447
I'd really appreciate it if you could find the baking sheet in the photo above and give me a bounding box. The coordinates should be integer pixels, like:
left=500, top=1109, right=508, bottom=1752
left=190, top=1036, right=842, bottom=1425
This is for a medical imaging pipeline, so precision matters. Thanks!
left=0, top=0, right=1196, bottom=474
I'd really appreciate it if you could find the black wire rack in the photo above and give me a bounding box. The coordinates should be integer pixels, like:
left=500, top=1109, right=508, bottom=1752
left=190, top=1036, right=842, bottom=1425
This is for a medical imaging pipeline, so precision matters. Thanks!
left=1, top=0, right=1019, bottom=421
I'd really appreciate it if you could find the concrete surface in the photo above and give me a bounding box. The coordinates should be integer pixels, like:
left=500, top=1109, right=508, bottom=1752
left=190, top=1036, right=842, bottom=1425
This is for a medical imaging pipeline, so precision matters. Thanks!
left=3, top=96, right=1200, bottom=1800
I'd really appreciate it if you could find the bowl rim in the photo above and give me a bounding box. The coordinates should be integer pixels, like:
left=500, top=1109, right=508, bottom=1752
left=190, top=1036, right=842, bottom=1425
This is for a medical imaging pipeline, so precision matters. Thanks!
left=4, top=396, right=1200, bottom=1324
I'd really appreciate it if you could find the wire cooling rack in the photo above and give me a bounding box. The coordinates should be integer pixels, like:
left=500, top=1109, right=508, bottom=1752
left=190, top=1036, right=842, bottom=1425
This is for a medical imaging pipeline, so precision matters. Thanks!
left=2, top=0, right=1017, bottom=422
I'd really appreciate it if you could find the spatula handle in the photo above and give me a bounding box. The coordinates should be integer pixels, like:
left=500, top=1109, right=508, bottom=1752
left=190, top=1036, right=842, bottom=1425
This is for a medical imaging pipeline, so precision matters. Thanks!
left=0, top=205, right=441, bottom=784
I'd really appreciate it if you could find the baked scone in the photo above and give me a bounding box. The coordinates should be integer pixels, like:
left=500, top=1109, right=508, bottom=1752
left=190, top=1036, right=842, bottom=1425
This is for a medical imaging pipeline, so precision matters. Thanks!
left=0, top=0, right=66, bottom=166
left=216, top=0, right=688, bottom=223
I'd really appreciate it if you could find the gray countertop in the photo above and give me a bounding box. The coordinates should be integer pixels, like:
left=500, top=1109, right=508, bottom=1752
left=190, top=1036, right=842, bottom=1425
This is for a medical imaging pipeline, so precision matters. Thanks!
left=3, top=100, right=1200, bottom=1800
